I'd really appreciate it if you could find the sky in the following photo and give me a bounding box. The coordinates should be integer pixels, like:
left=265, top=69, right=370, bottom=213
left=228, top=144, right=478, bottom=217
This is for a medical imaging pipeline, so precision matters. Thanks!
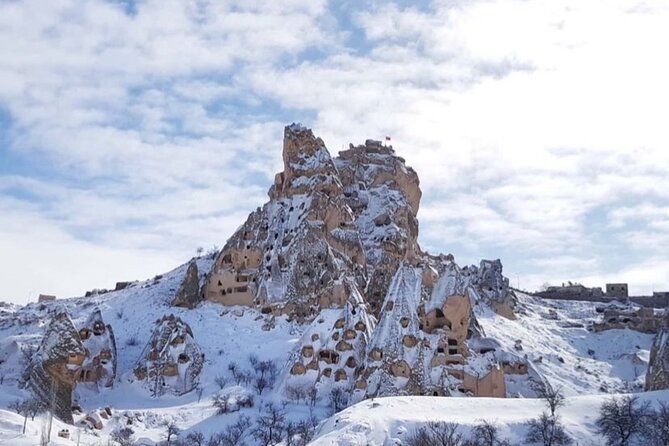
left=1, top=0, right=668, bottom=304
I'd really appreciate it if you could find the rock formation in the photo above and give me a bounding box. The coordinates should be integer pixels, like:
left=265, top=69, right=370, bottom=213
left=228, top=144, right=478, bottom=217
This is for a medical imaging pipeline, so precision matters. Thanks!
left=26, top=309, right=117, bottom=423
left=646, top=328, right=669, bottom=391
left=172, top=260, right=201, bottom=309
left=76, top=309, right=117, bottom=388
left=334, top=140, right=422, bottom=314
left=283, top=280, right=375, bottom=401
left=133, top=315, right=204, bottom=397
left=593, top=306, right=664, bottom=334
left=203, top=124, right=367, bottom=318
left=27, top=312, right=86, bottom=423
left=203, top=123, right=522, bottom=398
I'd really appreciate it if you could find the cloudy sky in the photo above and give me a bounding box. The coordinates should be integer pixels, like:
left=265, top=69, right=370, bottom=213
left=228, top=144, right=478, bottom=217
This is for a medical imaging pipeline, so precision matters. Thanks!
left=1, top=0, right=668, bottom=304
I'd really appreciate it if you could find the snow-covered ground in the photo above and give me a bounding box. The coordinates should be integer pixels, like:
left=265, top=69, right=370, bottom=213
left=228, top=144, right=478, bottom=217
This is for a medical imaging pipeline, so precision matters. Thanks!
left=0, top=260, right=663, bottom=445
left=310, top=390, right=669, bottom=445
left=477, top=294, right=655, bottom=395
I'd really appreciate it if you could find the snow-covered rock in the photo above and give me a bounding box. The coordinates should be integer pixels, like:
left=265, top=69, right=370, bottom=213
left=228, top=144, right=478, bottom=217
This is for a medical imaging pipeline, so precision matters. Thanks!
left=646, top=327, right=669, bottom=391
left=132, top=315, right=204, bottom=397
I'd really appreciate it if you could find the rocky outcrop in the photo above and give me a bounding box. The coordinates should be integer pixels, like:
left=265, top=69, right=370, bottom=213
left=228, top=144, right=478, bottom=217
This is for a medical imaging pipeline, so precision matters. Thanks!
left=27, top=312, right=86, bottom=423
left=172, top=260, right=201, bottom=309
left=133, top=315, right=204, bottom=396
left=282, top=280, right=375, bottom=401
left=77, top=309, right=117, bottom=388
left=25, top=309, right=117, bottom=423
left=204, top=123, right=522, bottom=399
left=593, top=307, right=663, bottom=334
left=335, top=140, right=422, bottom=314
left=646, top=328, right=669, bottom=391
left=203, top=124, right=367, bottom=318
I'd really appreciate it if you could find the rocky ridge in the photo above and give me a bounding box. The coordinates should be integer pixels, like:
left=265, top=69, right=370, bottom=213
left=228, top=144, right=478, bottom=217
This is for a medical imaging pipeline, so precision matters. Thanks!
left=203, top=124, right=529, bottom=400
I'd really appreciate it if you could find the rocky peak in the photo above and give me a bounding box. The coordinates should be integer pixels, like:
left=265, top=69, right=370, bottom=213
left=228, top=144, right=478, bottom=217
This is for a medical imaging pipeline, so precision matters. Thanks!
left=270, top=123, right=341, bottom=199
left=335, top=140, right=422, bottom=313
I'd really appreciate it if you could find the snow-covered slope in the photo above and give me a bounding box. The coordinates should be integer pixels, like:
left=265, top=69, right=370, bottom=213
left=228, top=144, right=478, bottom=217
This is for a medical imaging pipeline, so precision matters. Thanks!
left=0, top=281, right=661, bottom=445
left=0, top=125, right=666, bottom=445
left=310, top=390, right=669, bottom=445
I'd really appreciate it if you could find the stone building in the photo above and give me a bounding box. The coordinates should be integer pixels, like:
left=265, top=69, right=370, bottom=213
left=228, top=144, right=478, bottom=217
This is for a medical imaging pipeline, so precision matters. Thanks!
left=606, top=283, right=629, bottom=298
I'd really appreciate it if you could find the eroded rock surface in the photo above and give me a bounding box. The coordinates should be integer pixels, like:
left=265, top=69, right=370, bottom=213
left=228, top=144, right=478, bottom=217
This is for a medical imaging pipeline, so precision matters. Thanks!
left=172, top=260, right=201, bottom=309
left=646, top=328, right=669, bottom=391
left=26, top=309, right=117, bottom=423
left=202, top=123, right=524, bottom=399
left=133, top=315, right=204, bottom=396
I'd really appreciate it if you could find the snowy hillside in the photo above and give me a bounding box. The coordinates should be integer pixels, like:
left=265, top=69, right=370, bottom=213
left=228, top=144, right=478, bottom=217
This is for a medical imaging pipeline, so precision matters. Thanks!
left=0, top=126, right=666, bottom=446
left=310, top=390, right=669, bottom=445
left=0, top=274, right=662, bottom=445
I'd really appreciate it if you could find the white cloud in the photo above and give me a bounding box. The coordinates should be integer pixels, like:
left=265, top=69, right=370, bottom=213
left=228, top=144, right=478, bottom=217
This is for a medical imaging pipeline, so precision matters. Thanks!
left=1, top=0, right=669, bottom=303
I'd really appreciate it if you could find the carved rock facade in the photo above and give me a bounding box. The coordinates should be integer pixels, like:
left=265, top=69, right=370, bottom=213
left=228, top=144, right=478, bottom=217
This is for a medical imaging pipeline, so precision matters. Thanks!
left=133, top=315, right=204, bottom=396
left=26, top=309, right=117, bottom=423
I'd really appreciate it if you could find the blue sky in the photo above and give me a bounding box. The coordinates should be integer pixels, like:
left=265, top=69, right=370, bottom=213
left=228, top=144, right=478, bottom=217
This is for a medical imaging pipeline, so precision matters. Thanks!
left=1, top=0, right=668, bottom=304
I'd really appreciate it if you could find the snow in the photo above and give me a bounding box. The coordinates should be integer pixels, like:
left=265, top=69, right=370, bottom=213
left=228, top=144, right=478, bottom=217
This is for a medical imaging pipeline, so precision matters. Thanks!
left=0, top=258, right=664, bottom=445
left=477, top=293, right=656, bottom=395
left=310, top=390, right=669, bottom=445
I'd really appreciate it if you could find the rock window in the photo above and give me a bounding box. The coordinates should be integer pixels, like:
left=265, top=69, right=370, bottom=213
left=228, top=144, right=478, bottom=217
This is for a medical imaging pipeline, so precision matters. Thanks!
left=79, top=369, right=94, bottom=382
left=370, top=348, right=383, bottom=361
left=334, top=369, right=347, bottom=382
left=318, top=350, right=340, bottom=364
left=93, top=321, right=105, bottom=335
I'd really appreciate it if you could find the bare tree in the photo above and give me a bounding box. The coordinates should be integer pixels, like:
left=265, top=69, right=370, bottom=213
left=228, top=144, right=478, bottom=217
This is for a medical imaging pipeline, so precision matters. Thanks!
left=255, top=376, right=269, bottom=395
left=534, top=383, right=566, bottom=417
left=111, top=427, right=134, bottom=446
left=215, top=375, right=229, bottom=390
left=329, top=388, right=348, bottom=414
left=641, top=402, right=669, bottom=446
left=471, top=420, right=510, bottom=446
left=285, top=384, right=309, bottom=404
left=165, top=421, right=180, bottom=445
left=8, top=399, right=29, bottom=434
left=185, top=431, right=205, bottom=446
left=595, top=396, right=649, bottom=446
left=524, top=412, right=572, bottom=446
left=406, top=421, right=464, bottom=446
left=215, top=414, right=251, bottom=446
left=252, top=403, right=286, bottom=446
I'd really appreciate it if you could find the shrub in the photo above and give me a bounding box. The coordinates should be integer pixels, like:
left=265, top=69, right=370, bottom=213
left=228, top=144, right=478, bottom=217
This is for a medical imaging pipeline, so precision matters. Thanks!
left=524, top=412, right=572, bottom=446
left=595, top=396, right=649, bottom=446
left=406, top=421, right=464, bottom=446
left=212, top=386, right=254, bottom=415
